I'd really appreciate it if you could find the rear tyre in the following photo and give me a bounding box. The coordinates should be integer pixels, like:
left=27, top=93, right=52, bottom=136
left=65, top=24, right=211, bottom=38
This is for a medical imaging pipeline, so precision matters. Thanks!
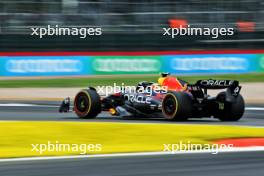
left=74, top=89, right=101, bottom=119
left=215, top=92, right=245, bottom=121
left=162, top=91, right=193, bottom=121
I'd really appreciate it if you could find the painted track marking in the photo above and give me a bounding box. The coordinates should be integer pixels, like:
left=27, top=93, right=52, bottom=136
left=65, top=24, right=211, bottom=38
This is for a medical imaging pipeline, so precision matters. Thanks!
left=0, top=147, right=264, bottom=162
left=0, top=103, right=264, bottom=111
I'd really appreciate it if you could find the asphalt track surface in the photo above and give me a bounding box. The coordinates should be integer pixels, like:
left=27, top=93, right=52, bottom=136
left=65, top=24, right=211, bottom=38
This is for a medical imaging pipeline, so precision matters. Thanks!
left=0, top=100, right=263, bottom=127
left=0, top=100, right=263, bottom=176
left=0, top=152, right=263, bottom=176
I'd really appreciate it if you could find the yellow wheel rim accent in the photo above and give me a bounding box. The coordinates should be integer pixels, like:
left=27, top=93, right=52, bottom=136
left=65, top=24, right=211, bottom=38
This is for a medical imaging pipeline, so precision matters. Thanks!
left=74, top=89, right=92, bottom=117
left=162, top=93, right=178, bottom=119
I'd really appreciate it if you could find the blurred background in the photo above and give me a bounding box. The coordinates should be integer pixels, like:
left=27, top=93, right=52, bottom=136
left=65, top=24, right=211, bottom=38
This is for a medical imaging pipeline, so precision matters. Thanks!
left=0, top=3, right=264, bottom=175
left=0, top=0, right=263, bottom=51
left=0, top=2, right=264, bottom=168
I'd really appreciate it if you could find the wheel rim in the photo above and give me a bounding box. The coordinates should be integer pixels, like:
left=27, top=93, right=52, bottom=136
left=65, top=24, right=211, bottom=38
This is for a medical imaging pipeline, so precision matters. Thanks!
left=163, top=95, right=177, bottom=116
left=75, top=92, right=89, bottom=113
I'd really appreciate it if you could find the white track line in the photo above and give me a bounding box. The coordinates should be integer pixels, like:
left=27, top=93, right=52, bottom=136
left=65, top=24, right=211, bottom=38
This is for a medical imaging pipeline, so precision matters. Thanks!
left=0, top=147, right=264, bottom=162
left=0, top=103, right=59, bottom=108
left=0, top=103, right=264, bottom=111
left=245, top=107, right=264, bottom=111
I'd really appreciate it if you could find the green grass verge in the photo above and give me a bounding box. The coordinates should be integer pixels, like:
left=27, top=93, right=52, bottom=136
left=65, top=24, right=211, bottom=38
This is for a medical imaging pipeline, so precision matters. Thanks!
left=0, top=121, right=263, bottom=158
left=0, top=73, right=264, bottom=88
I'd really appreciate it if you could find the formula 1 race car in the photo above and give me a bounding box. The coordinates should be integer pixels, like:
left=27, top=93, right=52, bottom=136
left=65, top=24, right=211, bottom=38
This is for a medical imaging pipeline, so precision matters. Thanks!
left=59, top=73, right=245, bottom=121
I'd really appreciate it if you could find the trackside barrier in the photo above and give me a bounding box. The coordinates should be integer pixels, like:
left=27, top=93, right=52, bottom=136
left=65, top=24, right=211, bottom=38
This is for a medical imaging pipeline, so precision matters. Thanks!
left=0, top=52, right=263, bottom=76
left=257, top=54, right=264, bottom=72
left=162, top=54, right=258, bottom=74
left=0, top=56, right=91, bottom=76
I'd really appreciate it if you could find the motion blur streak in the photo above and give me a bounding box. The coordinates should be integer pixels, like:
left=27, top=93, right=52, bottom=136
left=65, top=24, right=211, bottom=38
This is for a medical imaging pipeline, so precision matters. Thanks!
left=0, top=152, right=263, bottom=176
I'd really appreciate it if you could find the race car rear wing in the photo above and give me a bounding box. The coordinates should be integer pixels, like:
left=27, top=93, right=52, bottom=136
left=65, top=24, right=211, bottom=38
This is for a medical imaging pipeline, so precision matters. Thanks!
left=196, top=80, right=239, bottom=89
left=190, top=79, right=241, bottom=96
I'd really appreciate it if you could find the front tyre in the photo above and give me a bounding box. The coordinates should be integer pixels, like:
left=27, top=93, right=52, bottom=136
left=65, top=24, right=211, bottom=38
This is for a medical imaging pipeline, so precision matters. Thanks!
left=162, top=91, right=193, bottom=121
left=74, top=89, right=101, bottom=119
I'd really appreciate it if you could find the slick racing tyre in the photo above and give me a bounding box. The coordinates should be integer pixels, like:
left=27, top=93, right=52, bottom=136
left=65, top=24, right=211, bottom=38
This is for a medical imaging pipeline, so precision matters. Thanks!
left=162, top=91, right=193, bottom=121
left=215, top=92, right=245, bottom=121
left=74, top=89, right=101, bottom=119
